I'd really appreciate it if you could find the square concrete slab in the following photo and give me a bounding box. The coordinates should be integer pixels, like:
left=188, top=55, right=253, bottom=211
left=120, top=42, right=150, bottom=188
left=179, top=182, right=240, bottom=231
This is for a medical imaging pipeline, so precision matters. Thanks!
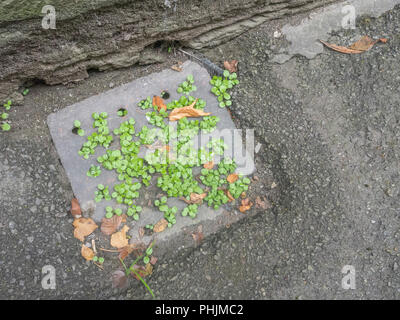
left=47, top=61, right=255, bottom=253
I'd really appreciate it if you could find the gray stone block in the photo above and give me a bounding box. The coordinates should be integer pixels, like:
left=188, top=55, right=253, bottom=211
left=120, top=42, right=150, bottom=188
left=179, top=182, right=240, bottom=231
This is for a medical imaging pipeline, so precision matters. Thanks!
left=47, top=61, right=254, bottom=254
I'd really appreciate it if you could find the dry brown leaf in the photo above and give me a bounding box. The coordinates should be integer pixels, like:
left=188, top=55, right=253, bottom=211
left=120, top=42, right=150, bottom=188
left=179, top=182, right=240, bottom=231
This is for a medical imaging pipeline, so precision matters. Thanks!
left=73, top=217, right=98, bottom=241
left=171, top=65, right=183, bottom=72
left=169, top=99, right=211, bottom=121
left=145, top=263, right=153, bottom=275
left=110, top=225, right=130, bottom=249
left=152, top=95, right=167, bottom=111
left=203, top=161, right=214, bottom=169
left=118, top=242, right=146, bottom=260
left=101, top=215, right=124, bottom=236
left=71, top=198, right=82, bottom=218
left=320, top=40, right=363, bottom=54
left=239, top=198, right=253, bottom=213
left=81, top=245, right=95, bottom=261
left=190, top=193, right=207, bottom=204
left=227, top=173, right=239, bottom=184
left=153, top=218, right=168, bottom=233
left=180, top=192, right=207, bottom=205
left=224, top=60, right=238, bottom=73
left=225, top=190, right=235, bottom=202
left=320, top=36, right=387, bottom=54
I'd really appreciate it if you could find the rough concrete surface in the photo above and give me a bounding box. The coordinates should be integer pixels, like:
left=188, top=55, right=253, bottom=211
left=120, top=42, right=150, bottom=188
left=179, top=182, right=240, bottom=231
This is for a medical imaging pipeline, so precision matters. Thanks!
left=1, top=1, right=400, bottom=299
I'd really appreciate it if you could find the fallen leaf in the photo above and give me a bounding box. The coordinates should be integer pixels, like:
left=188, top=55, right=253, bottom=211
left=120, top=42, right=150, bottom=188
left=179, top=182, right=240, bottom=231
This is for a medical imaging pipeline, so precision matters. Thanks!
left=110, top=225, right=130, bottom=249
left=150, top=256, right=158, bottom=265
left=73, top=218, right=98, bottom=241
left=71, top=198, right=82, bottom=218
left=153, top=218, right=168, bottom=233
left=152, top=95, right=167, bottom=111
left=227, top=173, right=239, bottom=184
left=81, top=245, right=95, bottom=261
left=320, top=40, right=363, bottom=54
left=320, top=36, right=387, bottom=54
left=145, top=263, right=153, bottom=275
left=171, top=61, right=183, bottom=72
left=181, top=193, right=207, bottom=204
left=169, top=99, right=211, bottom=121
left=111, top=270, right=128, bottom=289
left=171, top=65, right=183, bottom=72
left=225, top=190, right=235, bottom=202
left=239, top=198, right=253, bottom=213
left=101, top=215, right=124, bottom=236
left=203, top=161, right=214, bottom=169
left=118, top=242, right=146, bottom=260
left=130, top=265, right=148, bottom=280
left=91, top=239, right=97, bottom=254
left=191, top=225, right=204, bottom=246
left=348, top=36, right=379, bottom=51
left=224, top=60, right=238, bottom=73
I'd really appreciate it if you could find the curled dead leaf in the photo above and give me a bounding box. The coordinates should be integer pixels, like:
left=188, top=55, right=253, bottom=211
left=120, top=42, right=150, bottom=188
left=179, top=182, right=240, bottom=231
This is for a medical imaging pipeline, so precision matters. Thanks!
left=203, top=161, right=214, bottom=169
left=110, top=225, right=130, bottom=249
left=227, top=173, right=239, bottom=184
left=239, top=198, right=253, bottom=213
left=73, top=217, right=98, bottom=242
left=320, top=36, right=387, bottom=54
left=153, top=95, right=167, bottom=111
left=224, top=60, right=238, bottom=73
left=153, top=218, right=168, bottom=233
left=225, top=190, right=235, bottom=202
left=101, top=214, right=124, bottom=236
left=169, top=99, right=211, bottom=121
left=81, top=245, right=95, bottom=261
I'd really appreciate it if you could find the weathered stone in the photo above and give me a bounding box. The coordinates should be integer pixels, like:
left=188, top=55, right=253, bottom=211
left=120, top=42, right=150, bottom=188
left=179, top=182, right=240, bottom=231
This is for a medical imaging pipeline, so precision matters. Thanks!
left=0, top=0, right=338, bottom=101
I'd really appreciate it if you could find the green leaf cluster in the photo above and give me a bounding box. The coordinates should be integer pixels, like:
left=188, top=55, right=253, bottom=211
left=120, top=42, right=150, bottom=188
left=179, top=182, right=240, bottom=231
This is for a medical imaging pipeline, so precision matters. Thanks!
left=177, top=75, right=197, bottom=95
left=210, top=70, right=239, bottom=108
